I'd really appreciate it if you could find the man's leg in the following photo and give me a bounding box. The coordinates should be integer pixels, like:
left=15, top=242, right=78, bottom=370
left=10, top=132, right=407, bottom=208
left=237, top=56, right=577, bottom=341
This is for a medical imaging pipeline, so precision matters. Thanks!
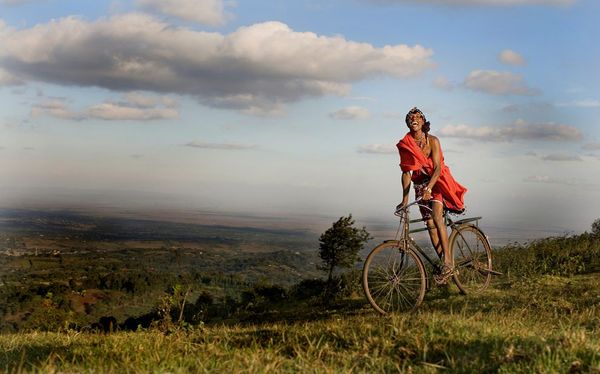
left=425, top=218, right=442, bottom=257
left=431, top=202, right=452, bottom=268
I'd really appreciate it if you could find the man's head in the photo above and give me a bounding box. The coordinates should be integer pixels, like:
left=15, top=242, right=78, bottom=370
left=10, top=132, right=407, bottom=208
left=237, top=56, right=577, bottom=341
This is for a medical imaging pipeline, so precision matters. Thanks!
left=405, top=107, right=430, bottom=134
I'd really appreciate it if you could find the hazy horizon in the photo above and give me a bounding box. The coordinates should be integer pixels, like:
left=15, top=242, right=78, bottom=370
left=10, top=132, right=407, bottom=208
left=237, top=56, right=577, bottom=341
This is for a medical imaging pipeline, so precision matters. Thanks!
left=0, top=185, right=583, bottom=247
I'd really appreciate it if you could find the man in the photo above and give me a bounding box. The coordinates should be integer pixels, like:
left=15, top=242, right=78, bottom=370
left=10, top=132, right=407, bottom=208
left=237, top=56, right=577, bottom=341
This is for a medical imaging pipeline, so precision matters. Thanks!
left=396, top=107, right=467, bottom=283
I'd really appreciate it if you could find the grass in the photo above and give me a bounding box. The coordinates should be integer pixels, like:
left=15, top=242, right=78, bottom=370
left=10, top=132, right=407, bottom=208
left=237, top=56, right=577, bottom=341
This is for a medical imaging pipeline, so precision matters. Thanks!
left=1, top=273, right=598, bottom=373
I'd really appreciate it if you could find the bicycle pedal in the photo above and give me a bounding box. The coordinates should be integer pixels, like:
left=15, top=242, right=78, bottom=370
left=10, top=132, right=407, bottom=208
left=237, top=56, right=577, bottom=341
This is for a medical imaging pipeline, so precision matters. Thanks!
left=433, top=268, right=456, bottom=285
left=433, top=275, right=449, bottom=285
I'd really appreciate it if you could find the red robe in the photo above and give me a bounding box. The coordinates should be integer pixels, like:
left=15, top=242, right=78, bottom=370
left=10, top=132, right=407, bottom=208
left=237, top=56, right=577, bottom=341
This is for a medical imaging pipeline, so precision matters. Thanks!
left=396, top=132, right=467, bottom=212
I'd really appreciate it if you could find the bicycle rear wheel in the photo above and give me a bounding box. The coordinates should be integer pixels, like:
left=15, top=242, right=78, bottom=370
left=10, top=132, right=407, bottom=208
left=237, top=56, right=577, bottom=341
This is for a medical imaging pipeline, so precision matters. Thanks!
left=450, top=225, right=492, bottom=294
left=362, top=241, right=426, bottom=314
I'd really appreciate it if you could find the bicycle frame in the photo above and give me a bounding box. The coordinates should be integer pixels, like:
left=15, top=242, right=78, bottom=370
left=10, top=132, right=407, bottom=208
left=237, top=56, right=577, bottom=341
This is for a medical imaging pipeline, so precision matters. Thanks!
left=394, top=199, right=482, bottom=274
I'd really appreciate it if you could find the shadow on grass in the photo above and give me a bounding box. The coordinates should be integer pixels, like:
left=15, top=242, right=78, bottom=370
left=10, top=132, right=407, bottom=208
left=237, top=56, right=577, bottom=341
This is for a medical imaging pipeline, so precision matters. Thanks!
left=220, top=272, right=599, bottom=329
left=230, top=297, right=371, bottom=326
left=1, top=342, right=74, bottom=372
left=223, top=321, right=598, bottom=373
left=422, top=273, right=600, bottom=318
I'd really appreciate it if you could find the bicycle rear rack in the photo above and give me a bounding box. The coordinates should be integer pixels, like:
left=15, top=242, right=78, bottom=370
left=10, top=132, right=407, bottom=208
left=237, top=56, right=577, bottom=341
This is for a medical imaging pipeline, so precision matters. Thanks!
left=408, top=216, right=482, bottom=234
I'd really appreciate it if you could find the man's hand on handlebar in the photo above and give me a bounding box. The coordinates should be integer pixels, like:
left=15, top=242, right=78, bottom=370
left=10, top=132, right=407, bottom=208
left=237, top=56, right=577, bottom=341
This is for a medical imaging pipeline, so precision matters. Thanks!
left=396, top=198, right=409, bottom=211
left=422, top=190, right=432, bottom=201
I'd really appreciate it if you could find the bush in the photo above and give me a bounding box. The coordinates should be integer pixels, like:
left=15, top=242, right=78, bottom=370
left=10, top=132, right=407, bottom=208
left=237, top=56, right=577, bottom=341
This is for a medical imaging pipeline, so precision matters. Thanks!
left=493, top=232, right=600, bottom=278
left=318, top=215, right=372, bottom=283
left=290, top=278, right=328, bottom=300
left=592, top=218, right=600, bottom=237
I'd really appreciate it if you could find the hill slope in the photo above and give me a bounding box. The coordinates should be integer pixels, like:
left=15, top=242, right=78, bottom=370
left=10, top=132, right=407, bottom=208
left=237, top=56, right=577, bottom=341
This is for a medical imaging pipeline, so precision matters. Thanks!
left=1, top=273, right=598, bottom=373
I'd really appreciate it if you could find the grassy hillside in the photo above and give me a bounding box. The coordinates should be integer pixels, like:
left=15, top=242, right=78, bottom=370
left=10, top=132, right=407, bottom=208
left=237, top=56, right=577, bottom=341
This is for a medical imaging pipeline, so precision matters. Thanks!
left=1, top=213, right=599, bottom=372
left=1, top=273, right=598, bottom=373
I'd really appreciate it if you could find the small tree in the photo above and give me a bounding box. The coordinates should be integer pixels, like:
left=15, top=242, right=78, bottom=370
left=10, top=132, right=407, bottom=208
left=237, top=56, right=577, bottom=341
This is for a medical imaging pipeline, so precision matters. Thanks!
left=592, top=218, right=600, bottom=237
left=318, top=215, right=372, bottom=284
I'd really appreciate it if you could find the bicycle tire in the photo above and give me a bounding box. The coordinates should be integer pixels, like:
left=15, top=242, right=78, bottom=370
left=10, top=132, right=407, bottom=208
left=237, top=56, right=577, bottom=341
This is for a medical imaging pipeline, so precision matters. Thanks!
left=362, top=241, right=427, bottom=314
left=450, top=224, right=493, bottom=294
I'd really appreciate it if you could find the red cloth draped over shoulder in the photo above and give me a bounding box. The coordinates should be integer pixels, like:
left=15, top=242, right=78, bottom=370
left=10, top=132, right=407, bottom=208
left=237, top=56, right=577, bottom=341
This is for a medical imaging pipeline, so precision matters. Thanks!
left=396, top=132, right=467, bottom=212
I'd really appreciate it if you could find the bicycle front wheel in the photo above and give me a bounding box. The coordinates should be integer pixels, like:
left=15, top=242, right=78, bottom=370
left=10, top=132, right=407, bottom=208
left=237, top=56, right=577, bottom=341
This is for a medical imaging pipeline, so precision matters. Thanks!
left=450, top=225, right=492, bottom=294
left=362, top=241, right=426, bottom=314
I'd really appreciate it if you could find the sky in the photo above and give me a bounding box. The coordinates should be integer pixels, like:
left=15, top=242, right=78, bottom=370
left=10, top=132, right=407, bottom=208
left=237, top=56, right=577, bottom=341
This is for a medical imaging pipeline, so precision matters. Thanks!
left=1, top=0, right=599, bottom=239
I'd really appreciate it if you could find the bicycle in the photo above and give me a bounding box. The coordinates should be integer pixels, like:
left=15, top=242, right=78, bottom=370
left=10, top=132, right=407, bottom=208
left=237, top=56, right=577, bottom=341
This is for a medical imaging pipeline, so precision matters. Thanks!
left=362, top=198, right=501, bottom=314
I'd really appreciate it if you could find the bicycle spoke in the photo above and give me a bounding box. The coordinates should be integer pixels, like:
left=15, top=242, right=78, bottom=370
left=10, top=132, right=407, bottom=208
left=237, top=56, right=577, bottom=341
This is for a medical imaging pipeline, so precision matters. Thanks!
left=451, top=226, right=492, bottom=294
left=363, top=242, right=426, bottom=314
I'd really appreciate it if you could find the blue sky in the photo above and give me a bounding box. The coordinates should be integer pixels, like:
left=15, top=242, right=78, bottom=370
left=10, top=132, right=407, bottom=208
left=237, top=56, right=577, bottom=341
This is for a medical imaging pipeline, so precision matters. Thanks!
left=1, top=0, right=599, bottom=239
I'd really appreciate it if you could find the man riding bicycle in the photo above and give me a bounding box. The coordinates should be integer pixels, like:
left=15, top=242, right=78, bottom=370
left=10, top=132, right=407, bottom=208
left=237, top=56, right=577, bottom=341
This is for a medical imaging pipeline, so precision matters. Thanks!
left=396, top=107, right=467, bottom=283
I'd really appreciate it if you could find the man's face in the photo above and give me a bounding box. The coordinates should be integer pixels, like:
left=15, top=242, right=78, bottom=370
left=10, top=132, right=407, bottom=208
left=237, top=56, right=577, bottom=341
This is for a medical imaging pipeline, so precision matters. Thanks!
left=407, top=112, right=424, bottom=132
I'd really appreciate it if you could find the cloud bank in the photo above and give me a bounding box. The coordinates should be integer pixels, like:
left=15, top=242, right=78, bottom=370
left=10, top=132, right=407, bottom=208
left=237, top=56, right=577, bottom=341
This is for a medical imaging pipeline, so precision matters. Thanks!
left=464, top=70, right=537, bottom=96
left=31, top=93, right=179, bottom=121
left=439, top=119, right=582, bottom=142
left=0, top=14, right=435, bottom=115
left=136, top=0, right=232, bottom=26
left=31, top=100, right=84, bottom=121
left=330, top=106, right=371, bottom=120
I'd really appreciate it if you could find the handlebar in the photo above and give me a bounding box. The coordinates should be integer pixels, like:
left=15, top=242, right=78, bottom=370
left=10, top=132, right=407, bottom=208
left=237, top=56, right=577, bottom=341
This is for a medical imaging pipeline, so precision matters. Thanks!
left=394, top=197, right=433, bottom=217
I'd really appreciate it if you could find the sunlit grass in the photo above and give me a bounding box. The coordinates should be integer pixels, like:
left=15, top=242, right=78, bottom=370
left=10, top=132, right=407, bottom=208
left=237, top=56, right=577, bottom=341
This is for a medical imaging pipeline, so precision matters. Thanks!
left=1, top=274, right=598, bottom=373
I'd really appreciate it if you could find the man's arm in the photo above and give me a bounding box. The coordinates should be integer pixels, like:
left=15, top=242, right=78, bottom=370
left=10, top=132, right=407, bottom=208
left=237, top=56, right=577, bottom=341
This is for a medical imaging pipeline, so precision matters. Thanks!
left=401, top=171, right=411, bottom=206
left=427, top=136, right=442, bottom=192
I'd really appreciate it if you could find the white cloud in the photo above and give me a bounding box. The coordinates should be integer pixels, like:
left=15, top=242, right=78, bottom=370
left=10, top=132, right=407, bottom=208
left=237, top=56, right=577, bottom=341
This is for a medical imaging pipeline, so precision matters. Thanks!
left=0, top=14, right=435, bottom=115
left=0, top=67, right=22, bottom=86
left=203, top=94, right=286, bottom=117
left=330, top=106, right=371, bottom=120
left=582, top=143, right=600, bottom=150
left=184, top=140, right=257, bottom=150
left=557, top=99, right=600, bottom=108
left=357, top=144, right=396, bottom=154
left=366, top=0, right=574, bottom=5
left=30, top=94, right=179, bottom=121
left=464, top=70, right=538, bottom=96
left=498, top=49, right=526, bottom=66
left=433, top=76, right=454, bottom=91
left=541, top=153, right=582, bottom=161
left=31, top=100, right=84, bottom=120
left=124, top=92, right=159, bottom=108
left=124, top=92, right=179, bottom=108
left=501, top=102, right=554, bottom=113
left=87, top=102, right=178, bottom=120
left=524, top=175, right=580, bottom=185
left=439, top=119, right=582, bottom=142
left=136, top=0, right=232, bottom=26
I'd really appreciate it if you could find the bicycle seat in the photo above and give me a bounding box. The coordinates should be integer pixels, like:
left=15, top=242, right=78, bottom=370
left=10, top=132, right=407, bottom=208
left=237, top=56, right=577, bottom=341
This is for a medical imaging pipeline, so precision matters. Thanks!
left=444, top=207, right=465, bottom=215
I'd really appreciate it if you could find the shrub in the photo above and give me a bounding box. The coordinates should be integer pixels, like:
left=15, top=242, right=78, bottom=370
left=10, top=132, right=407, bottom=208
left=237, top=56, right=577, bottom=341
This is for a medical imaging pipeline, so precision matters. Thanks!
left=318, top=215, right=372, bottom=283
left=290, top=278, right=328, bottom=300
left=592, top=218, right=600, bottom=237
left=493, top=232, right=600, bottom=278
